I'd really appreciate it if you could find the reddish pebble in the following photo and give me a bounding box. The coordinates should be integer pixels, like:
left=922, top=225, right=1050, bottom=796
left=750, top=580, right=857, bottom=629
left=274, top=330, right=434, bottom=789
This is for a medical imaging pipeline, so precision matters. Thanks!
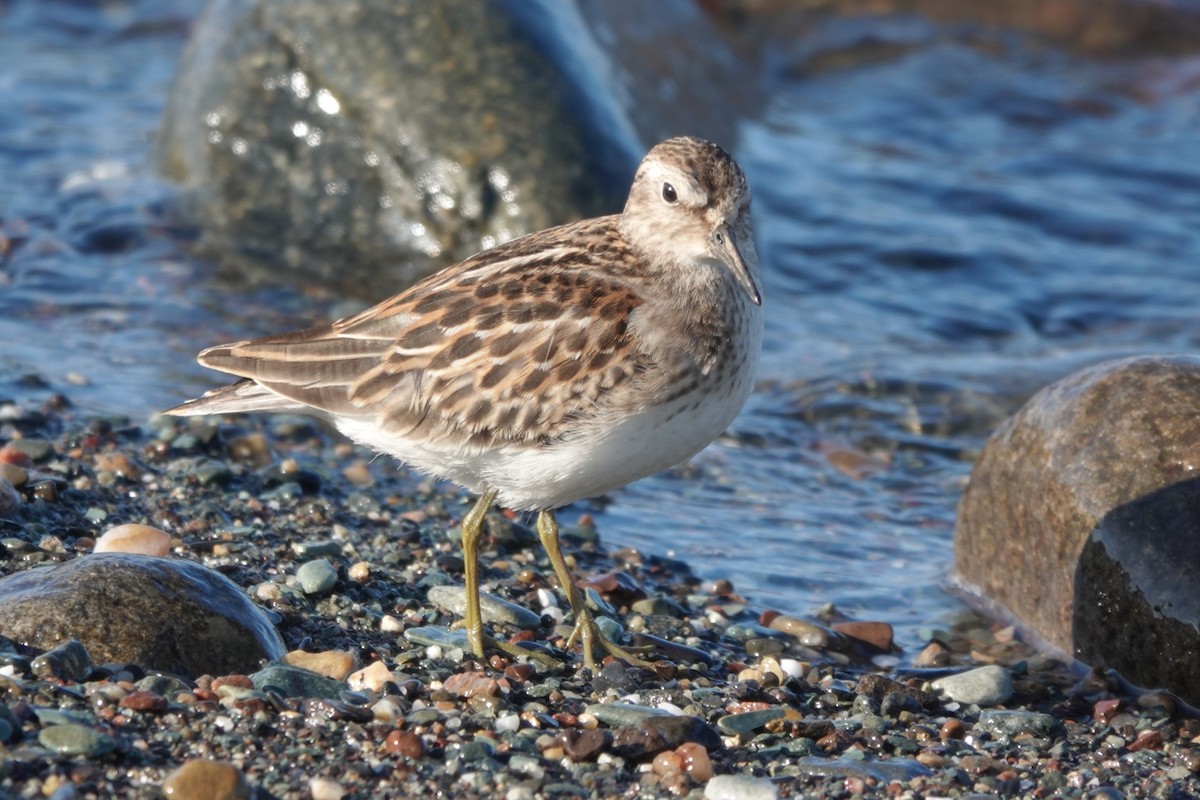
left=1093, top=698, right=1121, bottom=724
left=940, top=718, right=966, bottom=741
left=832, top=620, right=894, bottom=652
left=383, top=729, right=424, bottom=758
left=120, top=690, right=168, bottom=713
left=211, top=675, right=254, bottom=692
left=0, top=447, right=32, bottom=468
left=1128, top=729, right=1165, bottom=752
left=504, top=663, right=535, bottom=683
left=677, top=743, right=713, bottom=781
left=442, top=671, right=499, bottom=699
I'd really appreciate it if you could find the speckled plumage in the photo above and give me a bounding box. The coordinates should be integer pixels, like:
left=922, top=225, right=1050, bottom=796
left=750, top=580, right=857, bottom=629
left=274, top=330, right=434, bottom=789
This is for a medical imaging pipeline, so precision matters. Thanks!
left=168, top=136, right=763, bottom=512
left=167, top=136, right=763, bottom=667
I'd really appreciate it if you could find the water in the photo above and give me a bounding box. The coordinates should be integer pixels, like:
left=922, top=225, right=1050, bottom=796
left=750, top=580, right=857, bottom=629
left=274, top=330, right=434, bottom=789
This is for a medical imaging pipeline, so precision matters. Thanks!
left=4, top=2, right=1200, bottom=656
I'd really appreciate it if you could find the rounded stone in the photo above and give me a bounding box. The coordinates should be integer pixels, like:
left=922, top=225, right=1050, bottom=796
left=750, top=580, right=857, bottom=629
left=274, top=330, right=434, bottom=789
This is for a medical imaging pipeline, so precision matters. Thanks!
left=931, top=665, right=1013, bottom=706
left=955, top=355, right=1200, bottom=701
left=282, top=648, right=358, bottom=681
left=38, top=724, right=117, bottom=757
left=155, top=0, right=637, bottom=296
left=162, top=759, right=252, bottom=800
left=427, top=584, right=541, bottom=629
left=94, top=524, right=172, bottom=557
left=0, top=554, right=285, bottom=678
left=704, top=774, right=779, bottom=800
left=296, top=558, right=338, bottom=595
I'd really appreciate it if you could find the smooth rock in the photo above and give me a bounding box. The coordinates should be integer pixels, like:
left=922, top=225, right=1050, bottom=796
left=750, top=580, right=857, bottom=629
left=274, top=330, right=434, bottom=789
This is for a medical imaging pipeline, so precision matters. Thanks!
left=704, top=774, right=779, bottom=800
left=585, top=702, right=669, bottom=727
left=250, top=664, right=344, bottom=700
left=93, top=524, right=172, bottom=557
left=162, top=759, right=252, bottom=800
left=309, top=777, right=346, bottom=800
left=296, top=558, right=337, bottom=595
left=348, top=660, right=396, bottom=693
left=716, top=707, right=786, bottom=736
left=976, top=709, right=1066, bottom=740
left=155, top=0, right=637, bottom=296
left=427, top=585, right=542, bottom=629
left=31, top=639, right=94, bottom=683
left=38, top=724, right=117, bottom=757
left=931, top=665, right=1013, bottom=706
left=282, top=648, right=358, bottom=680
left=0, top=555, right=284, bottom=678
left=955, top=355, right=1200, bottom=702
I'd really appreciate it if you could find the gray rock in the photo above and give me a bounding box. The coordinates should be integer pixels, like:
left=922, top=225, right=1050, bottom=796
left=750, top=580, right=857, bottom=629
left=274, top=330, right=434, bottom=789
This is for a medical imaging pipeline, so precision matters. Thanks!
left=402, top=626, right=470, bottom=650
left=931, top=665, right=1013, bottom=706
left=0, top=554, right=285, bottom=678
left=976, top=709, right=1066, bottom=740
left=793, top=756, right=933, bottom=782
left=955, top=355, right=1200, bottom=702
left=31, top=639, right=94, bottom=683
left=427, top=585, right=541, bottom=629
left=155, top=0, right=639, bottom=296
left=251, top=663, right=344, bottom=700
left=37, top=724, right=118, bottom=757
left=716, top=707, right=786, bottom=736
left=704, top=774, right=778, bottom=800
left=585, top=702, right=669, bottom=727
left=296, top=558, right=337, bottom=595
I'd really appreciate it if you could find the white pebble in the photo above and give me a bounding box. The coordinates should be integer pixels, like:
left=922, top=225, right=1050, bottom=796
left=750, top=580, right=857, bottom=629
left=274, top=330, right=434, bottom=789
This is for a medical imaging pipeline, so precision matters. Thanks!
left=495, top=713, right=521, bottom=733
left=931, top=664, right=1013, bottom=706
left=705, top=774, right=779, bottom=800
left=371, top=698, right=404, bottom=723
left=536, top=587, right=559, bottom=609
left=309, top=777, right=345, bottom=800
left=380, top=614, right=404, bottom=633
left=778, top=658, right=806, bottom=680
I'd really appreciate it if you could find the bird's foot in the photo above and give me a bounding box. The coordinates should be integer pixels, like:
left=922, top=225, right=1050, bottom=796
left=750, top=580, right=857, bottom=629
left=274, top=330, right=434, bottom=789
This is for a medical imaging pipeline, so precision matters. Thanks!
left=566, top=609, right=657, bottom=671
left=450, top=619, right=563, bottom=669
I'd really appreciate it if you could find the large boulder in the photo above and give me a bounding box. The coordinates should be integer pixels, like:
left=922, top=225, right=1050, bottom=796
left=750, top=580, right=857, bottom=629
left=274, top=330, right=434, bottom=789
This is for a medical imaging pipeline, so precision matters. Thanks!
left=156, top=0, right=641, bottom=295
left=0, top=554, right=285, bottom=678
left=955, top=355, right=1200, bottom=700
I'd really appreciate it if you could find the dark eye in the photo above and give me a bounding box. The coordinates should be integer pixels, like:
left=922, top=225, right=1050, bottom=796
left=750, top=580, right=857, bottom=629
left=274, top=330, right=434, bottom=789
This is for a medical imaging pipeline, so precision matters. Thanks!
left=661, top=182, right=677, bottom=204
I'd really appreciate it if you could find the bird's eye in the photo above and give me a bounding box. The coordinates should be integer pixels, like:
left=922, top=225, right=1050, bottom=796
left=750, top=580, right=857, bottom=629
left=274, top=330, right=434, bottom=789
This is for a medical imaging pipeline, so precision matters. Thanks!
left=661, top=182, right=678, bottom=204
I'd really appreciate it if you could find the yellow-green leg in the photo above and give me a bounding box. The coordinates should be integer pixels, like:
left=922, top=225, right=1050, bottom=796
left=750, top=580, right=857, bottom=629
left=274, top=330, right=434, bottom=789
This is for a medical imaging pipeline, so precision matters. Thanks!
left=458, top=490, right=560, bottom=668
left=536, top=509, right=655, bottom=670
left=460, top=489, right=498, bottom=660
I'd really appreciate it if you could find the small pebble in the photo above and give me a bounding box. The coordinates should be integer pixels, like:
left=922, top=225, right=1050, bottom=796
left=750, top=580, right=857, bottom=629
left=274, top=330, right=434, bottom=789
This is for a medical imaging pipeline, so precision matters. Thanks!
left=427, top=585, right=541, bottom=629
left=348, top=660, right=395, bottom=693
left=283, top=649, right=359, bottom=681
left=162, top=759, right=251, bottom=800
left=31, top=639, right=94, bottom=683
left=93, top=524, right=172, bottom=556
left=309, top=777, right=345, bottom=800
left=384, top=729, right=424, bottom=758
left=931, top=665, right=1013, bottom=706
left=38, top=724, right=117, bottom=757
left=296, top=559, right=338, bottom=595
left=704, top=774, right=778, bottom=800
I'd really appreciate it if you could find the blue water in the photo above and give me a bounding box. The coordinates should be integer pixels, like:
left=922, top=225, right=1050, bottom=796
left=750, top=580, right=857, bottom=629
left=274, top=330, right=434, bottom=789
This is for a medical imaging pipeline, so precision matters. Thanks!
left=4, top=2, right=1200, bottom=655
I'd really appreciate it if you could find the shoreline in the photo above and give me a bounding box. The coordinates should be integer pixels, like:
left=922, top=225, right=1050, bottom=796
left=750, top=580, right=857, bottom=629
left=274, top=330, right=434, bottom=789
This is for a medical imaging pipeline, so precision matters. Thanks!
left=0, top=393, right=1196, bottom=798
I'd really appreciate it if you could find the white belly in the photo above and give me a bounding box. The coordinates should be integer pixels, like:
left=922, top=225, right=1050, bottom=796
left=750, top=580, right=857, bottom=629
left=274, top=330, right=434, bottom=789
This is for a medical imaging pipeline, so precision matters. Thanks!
left=335, top=339, right=759, bottom=511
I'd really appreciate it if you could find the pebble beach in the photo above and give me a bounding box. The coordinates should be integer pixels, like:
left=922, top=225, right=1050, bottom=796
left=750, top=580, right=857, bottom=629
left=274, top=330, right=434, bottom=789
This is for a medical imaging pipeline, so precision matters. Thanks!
left=1, top=393, right=1198, bottom=799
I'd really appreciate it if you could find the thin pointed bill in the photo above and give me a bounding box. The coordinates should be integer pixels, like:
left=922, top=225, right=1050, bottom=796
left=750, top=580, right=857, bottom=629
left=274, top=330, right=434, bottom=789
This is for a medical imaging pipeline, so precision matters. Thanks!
left=711, top=222, right=762, bottom=306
